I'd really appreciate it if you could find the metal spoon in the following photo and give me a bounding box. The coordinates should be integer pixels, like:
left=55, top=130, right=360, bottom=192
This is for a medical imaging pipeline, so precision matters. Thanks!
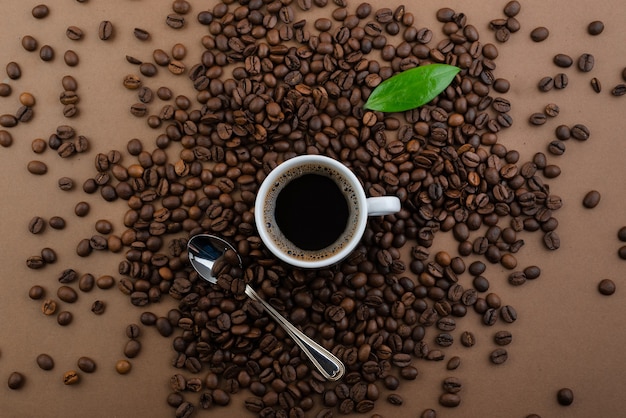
left=187, top=234, right=345, bottom=381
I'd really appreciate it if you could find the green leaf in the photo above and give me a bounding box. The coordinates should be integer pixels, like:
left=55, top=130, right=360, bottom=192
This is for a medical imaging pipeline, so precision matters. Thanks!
left=363, top=64, right=460, bottom=113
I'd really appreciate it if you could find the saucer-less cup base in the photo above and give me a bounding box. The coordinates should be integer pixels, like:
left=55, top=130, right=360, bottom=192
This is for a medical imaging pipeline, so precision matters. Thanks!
left=255, top=155, right=401, bottom=269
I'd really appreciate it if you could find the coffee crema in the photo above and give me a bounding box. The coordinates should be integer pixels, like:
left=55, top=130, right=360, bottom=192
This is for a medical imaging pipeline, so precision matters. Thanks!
left=261, top=163, right=360, bottom=262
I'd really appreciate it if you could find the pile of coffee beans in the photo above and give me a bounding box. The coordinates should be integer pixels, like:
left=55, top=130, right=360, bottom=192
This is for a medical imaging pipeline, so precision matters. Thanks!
left=2, top=1, right=623, bottom=417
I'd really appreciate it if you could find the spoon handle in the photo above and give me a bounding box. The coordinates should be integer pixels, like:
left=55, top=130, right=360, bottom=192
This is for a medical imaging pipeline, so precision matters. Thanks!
left=244, top=285, right=345, bottom=381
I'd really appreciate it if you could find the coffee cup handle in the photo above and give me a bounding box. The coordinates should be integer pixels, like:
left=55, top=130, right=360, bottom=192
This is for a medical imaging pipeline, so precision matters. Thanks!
left=366, top=196, right=401, bottom=216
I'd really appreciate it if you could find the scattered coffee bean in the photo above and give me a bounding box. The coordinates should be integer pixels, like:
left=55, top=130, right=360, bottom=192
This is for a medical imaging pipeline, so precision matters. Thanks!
left=557, top=388, right=574, bottom=406
left=587, top=21, right=604, bottom=35
left=582, top=190, right=601, bottom=208
left=490, top=348, right=508, bottom=364
left=8, top=372, right=25, bottom=390
left=590, top=77, right=602, bottom=93
left=0, top=83, right=12, bottom=97
left=21, top=35, right=38, bottom=52
left=29, top=285, right=46, bottom=300
left=36, top=354, right=55, bottom=370
left=133, top=28, right=150, bottom=41
left=598, top=279, right=616, bottom=295
left=74, top=201, right=90, bottom=217
left=530, top=26, right=549, bottom=42
left=19, top=92, right=36, bottom=107
left=553, top=54, right=573, bottom=68
left=96, top=275, right=115, bottom=289
left=63, top=370, right=80, bottom=385
left=77, top=357, right=97, bottom=373
left=49, top=216, right=66, bottom=230
left=544, top=103, right=560, bottom=117
left=66, top=26, right=84, bottom=41
left=57, top=285, right=78, bottom=303
left=577, top=53, right=594, bottom=72
left=439, top=393, right=461, bottom=408
left=98, top=21, right=114, bottom=40
left=32, top=4, right=49, bottom=19
left=611, top=84, right=626, bottom=97
left=57, top=311, right=73, bottom=326
left=39, top=45, right=55, bottom=62
left=116, top=359, right=132, bottom=374
left=41, top=299, right=57, bottom=315
left=64, top=50, right=79, bottom=67
left=91, top=300, right=106, bottom=315
left=27, top=160, right=47, bottom=175
left=6, top=61, right=22, bottom=80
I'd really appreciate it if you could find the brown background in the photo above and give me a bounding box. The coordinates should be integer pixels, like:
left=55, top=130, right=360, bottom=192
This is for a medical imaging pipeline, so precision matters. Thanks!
left=1, top=0, right=625, bottom=417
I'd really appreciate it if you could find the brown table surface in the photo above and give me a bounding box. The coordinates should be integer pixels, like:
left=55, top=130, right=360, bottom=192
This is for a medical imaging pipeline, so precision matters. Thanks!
left=1, top=1, right=625, bottom=417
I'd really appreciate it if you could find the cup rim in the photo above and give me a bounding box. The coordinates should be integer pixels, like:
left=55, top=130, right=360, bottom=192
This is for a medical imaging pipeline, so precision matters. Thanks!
left=254, top=155, right=368, bottom=269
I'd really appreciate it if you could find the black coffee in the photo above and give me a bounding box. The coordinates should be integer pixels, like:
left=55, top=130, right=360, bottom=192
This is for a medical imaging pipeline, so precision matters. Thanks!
left=275, top=174, right=349, bottom=251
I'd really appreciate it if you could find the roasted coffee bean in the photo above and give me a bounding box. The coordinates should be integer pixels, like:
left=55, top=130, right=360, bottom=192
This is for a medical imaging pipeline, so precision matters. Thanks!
left=490, top=348, right=508, bottom=364
left=96, top=275, right=115, bottom=289
left=538, top=76, right=554, bottom=92
left=612, top=84, right=626, bottom=96
left=553, top=73, right=568, bottom=89
left=544, top=103, right=560, bottom=117
left=6, top=61, right=22, bottom=80
left=27, top=160, right=49, bottom=175
left=41, top=299, right=57, bottom=316
left=133, top=28, right=150, bottom=41
left=460, top=331, right=475, bottom=347
left=439, top=393, right=461, bottom=407
left=530, top=26, right=549, bottom=42
left=57, top=285, right=78, bottom=303
left=74, top=201, right=90, bottom=217
left=588, top=20, right=604, bottom=35
left=553, top=54, right=573, bottom=68
left=116, top=359, right=132, bottom=374
left=124, top=339, right=142, bottom=358
left=99, top=21, right=114, bottom=40
left=577, top=53, right=594, bottom=72
left=598, top=279, right=615, bottom=295
left=123, top=74, right=141, bottom=89
left=0, top=113, right=17, bottom=128
left=557, top=388, right=574, bottom=406
left=503, top=1, right=521, bottom=17
left=77, top=357, right=96, bottom=373
left=91, top=300, right=106, bottom=315
left=442, top=377, right=462, bottom=394
left=590, top=77, right=602, bottom=93
left=29, top=285, right=45, bottom=300
left=548, top=140, right=566, bottom=156
left=28, top=216, right=46, bottom=234
left=618, top=227, right=626, bottom=242
left=543, top=231, right=560, bottom=250
left=66, top=26, right=84, bottom=41
left=166, top=14, right=186, bottom=29
left=570, top=123, right=590, bottom=140
left=32, top=4, right=50, bottom=18
left=501, top=305, right=517, bottom=323
left=529, top=113, right=547, bottom=125
left=0, top=83, right=11, bottom=97
left=494, top=330, right=513, bottom=345
left=21, top=35, right=38, bottom=52
left=582, top=190, right=601, bottom=208
left=37, top=354, right=55, bottom=370
left=447, top=356, right=461, bottom=370
left=8, top=372, right=25, bottom=390
left=49, top=216, right=66, bottom=230
left=57, top=311, right=73, bottom=326
left=40, top=45, right=54, bottom=61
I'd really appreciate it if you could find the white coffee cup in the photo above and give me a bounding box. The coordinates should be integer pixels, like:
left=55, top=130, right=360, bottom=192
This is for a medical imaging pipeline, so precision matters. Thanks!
left=255, top=155, right=401, bottom=269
